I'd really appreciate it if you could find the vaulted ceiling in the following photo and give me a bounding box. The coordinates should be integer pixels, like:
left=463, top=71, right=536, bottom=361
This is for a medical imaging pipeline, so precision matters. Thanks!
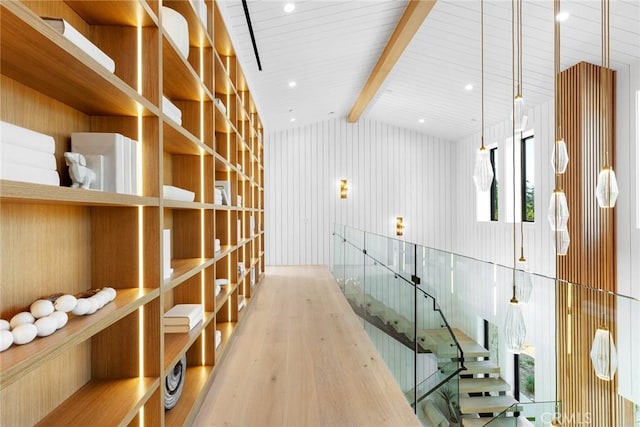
left=217, top=0, right=640, bottom=140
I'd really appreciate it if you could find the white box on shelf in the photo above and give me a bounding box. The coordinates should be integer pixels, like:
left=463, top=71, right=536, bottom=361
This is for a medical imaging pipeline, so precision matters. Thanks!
left=237, top=195, right=242, bottom=207
left=250, top=215, right=255, bottom=236
left=237, top=219, right=242, bottom=242
left=163, top=229, right=173, bottom=280
left=237, top=262, right=244, bottom=278
left=250, top=266, right=255, bottom=287
left=162, top=95, right=183, bottom=126
left=164, top=304, right=203, bottom=329
left=163, top=185, right=195, bottom=202
left=215, top=180, right=231, bottom=205
left=71, top=132, right=127, bottom=193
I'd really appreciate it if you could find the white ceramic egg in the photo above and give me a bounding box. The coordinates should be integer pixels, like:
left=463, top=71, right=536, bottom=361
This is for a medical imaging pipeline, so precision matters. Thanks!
left=0, top=319, right=10, bottom=331
left=72, top=298, right=90, bottom=316
left=85, top=298, right=98, bottom=315
left=0, top=330, right=13, bottom=352
left=10, top=312, right=35, bottom=329
left=30, top=299, right=55, bottom=319
left=49, top=311, right=68, bottom=329
left=54, top=294, right=77, bottom=313
left=102, top=287, right=117, bottom=301
left=89, top=295, right=104, bottom=310
left=35, top=317, right=57, bottom=337
left=96, top=291, right=111, bottom=306
left=12, top=323, right=37, bottom=345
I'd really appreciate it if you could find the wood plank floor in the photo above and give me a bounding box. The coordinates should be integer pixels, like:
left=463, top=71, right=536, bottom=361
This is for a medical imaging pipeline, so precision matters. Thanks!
left=192, top=265, right=420, bottom=427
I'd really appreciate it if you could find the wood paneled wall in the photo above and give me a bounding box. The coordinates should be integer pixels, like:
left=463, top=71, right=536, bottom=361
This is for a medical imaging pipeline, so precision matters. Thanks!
left=556, top=61, right=618, bottom=426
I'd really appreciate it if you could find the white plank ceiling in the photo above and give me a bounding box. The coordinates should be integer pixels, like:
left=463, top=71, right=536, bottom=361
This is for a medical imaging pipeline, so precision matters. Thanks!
left=217, top=0, right=640, bottom=139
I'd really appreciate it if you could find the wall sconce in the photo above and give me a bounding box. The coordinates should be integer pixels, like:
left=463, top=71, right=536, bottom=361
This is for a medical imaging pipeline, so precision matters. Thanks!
left=396, top=217, right=404, bottom=236
left=340, top=179, right=348, bottom=199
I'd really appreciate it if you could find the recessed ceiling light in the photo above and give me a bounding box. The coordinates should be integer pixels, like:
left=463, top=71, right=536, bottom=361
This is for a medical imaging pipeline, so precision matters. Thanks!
left=283, top=3, right=295, bottom=13
left=556, top=11, right=569, bottom=22
left=465, top=84, right=473, bottom=91
left=288, top=81, right=297, bottom=88
left=290, top=117, right=296, bottom=122
left=418, top=118, right=425, bottom=123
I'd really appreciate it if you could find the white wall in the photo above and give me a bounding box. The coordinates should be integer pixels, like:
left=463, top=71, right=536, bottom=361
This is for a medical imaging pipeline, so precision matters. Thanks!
left=265, top=117, right=454, bottom=266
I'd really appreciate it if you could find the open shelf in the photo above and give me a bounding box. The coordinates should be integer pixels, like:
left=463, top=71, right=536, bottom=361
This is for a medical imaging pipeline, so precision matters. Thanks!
left=36, top=377, right=159, bottom=427
left=0, top=288, right=158, bottom=388
left=65, top=1, right=158, bottom=26
left=164, top=365, right=213, bottom=427
left=164, top=258, right=215, bottom=290
left=163, top=120, right=213, bottom=156
left=163, top=0, right=212, bottom=48
left=215, top=322, right=237, bottom=359
left=1, top=2, right=157, bottom=116
left=163, top=312, right=215, bottom=374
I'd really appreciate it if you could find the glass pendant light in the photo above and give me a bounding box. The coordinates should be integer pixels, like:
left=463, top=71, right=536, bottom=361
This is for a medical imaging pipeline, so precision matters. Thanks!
left=473, top=146, right=493, bottom=192
left=513, top=94, right=525, bottom=132
left=553, top=229, right=570, bottom=256
left=552, top=137, right=569, bottom=174
left=596, top=165, right=619, bottom=208
left=547, top=190, right=569, bottom=231
left=515, top=260, right=533, bottom=303
left=590, top=326, right=618, bottom=380
left=473, top=2, right=493, bottom=194
left=505, top=295, right=526, bottom=353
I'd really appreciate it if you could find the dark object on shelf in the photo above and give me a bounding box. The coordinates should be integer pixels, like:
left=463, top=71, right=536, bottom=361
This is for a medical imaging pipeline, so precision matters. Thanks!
left=165, top=353, right=187, bottom=410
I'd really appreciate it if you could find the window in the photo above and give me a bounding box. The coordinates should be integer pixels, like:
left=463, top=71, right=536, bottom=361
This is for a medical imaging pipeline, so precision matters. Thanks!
left=521, top=135, right=535, bottom=222
left=490, top=147, right=499, bottom=221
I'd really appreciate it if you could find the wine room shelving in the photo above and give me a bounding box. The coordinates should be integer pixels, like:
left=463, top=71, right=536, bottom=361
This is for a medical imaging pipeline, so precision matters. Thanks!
left=0, top=0, right=265, bottom=425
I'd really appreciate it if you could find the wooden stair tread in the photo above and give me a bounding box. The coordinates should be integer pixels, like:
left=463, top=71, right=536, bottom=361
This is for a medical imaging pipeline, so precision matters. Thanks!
left=463, top=360, right=500, bottom=375
left=459, top=396, right=518, bottom=414
left=460, top=377, right=511, bottom=394
left=420, top=328, right=490, bottom=358
left=462, top=416, right=535, bottom=427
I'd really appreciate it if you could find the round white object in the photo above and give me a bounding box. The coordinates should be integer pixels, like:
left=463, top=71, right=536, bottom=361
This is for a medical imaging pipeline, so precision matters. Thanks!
left=102, top=287, right=117, bottom=301
left=54, top=294, right=77, bottom=313
left=85, top=298, right=98, bottom=315
left=30, top=299, right=55, bottom=319
left=162, top=6, right=190, bottom=59
left=12, top=323, right=37, bottom=345
left=90, top=295, right=105, bottom=310
left=97, top=290, right=112, bottom=304
left=35, top=317, right=57, bottom=337
left=49, top=311, right=68, bottom=329
left=72, top=298, right=90, bottom=316
left=0, top=330, right=13, bottom=352
left=0, top=319, right=10, bottom=331
left=10, top=312, right=35, bottom=329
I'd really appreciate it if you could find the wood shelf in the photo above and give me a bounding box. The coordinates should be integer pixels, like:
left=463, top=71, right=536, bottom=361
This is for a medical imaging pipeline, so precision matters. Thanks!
left=0, top=288, right=159, bottom=389
left=164, top=258, right=215, bottom=290
left=65, top=0, right=158, bottom=26
left=215, top=286, right=234, bottom=315
left=163, top=1, right=212, bottom=48
left=163, top=120, right=213, bottom=155
left=0, top=181, right=160, bottom=207
left=1, top=2, right=157, bottom=116
left=162, top=35, right=212, bottom=102
left=163, top=200, right=215, bottom=210
left=215, top=322, right=237, bottom=359
left=163, top=312, right=215, bottom=374
left=36, top=377, right=159, bottom=427
left=164, top=365, right=213, bottom=427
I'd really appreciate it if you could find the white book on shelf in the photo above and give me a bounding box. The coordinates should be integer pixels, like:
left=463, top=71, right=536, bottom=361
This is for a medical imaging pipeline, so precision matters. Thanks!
left=0, top=121, right=56, bottom=154
left=215, top=278, right=228, bottom=287
left=123, top=137, right=132, bottom=195
left=164, top=304, right=203, bottom=327
left=163, top=185, right=195, bottom=202
left=41, top=17, right=115, bottom=73
left=71, top=132, right=126, bottom=193
left=162, top=96, right=182, bottom=125
left=0, top=163, right=60, bottom=186
left=130, top=139, right=140, bottom=195
left=237, top=219, right=242, bottom=242
left=1, top=143, right=57, bottom=171
left=163, top=229, right=173, bottom=279
left=215, top=181, right=231, bottom=205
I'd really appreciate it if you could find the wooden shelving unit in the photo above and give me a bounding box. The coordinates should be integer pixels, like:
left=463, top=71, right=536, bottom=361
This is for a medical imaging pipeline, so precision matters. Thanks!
left=0, top=1, right=265, bottom=425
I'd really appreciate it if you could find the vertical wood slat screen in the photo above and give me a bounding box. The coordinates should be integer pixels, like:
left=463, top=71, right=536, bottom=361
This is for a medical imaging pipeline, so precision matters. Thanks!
left=557, top=61, right=618, bottom=426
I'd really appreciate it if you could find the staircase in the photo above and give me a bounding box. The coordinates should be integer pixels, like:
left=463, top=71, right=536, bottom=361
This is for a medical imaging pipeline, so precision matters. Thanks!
left=340, top=278, right=533, bottom=427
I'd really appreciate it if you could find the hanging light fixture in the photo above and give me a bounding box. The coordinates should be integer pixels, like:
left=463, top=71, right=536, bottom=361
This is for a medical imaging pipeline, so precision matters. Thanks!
left=590, top=325, right=618, bottom=380
left=549, top=0, right=570, bottom=255
left=504, top=0, right=526, bottom=354
left=512, top=0, right=525, bottom=133
left=473, top=0, right=493, bottom=194
left=595, top=0, right=619, bottom=208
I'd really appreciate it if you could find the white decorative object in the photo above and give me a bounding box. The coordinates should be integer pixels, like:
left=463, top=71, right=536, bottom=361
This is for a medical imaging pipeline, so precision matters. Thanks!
left=10, top=312, right=34, bottom=329
left=49, top=311, right=68, bottom=329
left=215, top=181, right=231, bottom=205
left=71, top=132, right=127, bottom=194
left=90, top=295, right=106, bottom=310
left=162, top=7, right=190, bottom=59
left=53, top=294, right=77, bottom=313
left=473, top=147, right=494, bottom=192
left=35, top=317, right=57, bottom=337
left=65, top=152, right=96, bottom=189
left=72, top=298, right=91, bottom=316
left=595, top=166, right=619, bottom=208
left=30, top=299, right=55, bottom=319
left=237, top=262, right=244, bottom=277
left=164, top=229, right=173, bottom=279
left=41, top=17, right=116, bottom=72
left=163, top=185, right=195, bottom=202
left=162, top=95, right=183, bottom=125
left=215, top=329, right=222, bottom=349
left=85, top=298, right=98, bottom=315
left=0, top=330, right=13, bottom=352
left=0, top=320, right=10, bottom=331
left=12, top=323, right=38, bottom=345
left=215, top=278, right=228, bottom=287
left=164, top=353, right=187, bottom=409
left=102, top=287, right=117, bottom=301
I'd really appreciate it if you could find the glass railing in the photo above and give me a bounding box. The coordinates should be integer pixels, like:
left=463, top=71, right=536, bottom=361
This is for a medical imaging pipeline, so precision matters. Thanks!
left=332, top=224, right=464, bottom=416
left=332, top=224, right=640, bottom=427
left=481, top=401, right=559, bottom=426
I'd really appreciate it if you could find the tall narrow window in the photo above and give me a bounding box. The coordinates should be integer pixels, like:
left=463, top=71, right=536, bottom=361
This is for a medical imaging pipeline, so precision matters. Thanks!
left=521, top=134, right=535, bottom=222
left=490, top=147, right=499, bottom=221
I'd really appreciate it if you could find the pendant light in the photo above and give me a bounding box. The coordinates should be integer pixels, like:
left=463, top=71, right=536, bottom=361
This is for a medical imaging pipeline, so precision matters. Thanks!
left=590, top=326, right=618, bottom=380
left=512, top=0, right=525, bottom=132
left=595, top=0, right=619, bottom=208
left=549, top=0, right=570, bottom=255
left=473, top=1, right=493, bottom=193
left=504, top=0, right=526, bottom=354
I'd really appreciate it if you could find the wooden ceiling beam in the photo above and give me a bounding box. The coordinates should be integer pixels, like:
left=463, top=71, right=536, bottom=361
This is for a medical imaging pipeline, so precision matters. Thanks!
left=348, top=0, right=437, bottom=123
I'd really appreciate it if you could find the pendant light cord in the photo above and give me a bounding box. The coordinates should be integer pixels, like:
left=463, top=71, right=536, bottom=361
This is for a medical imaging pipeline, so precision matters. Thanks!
left=517, top=0, right=525, bottom=263
left=511, top=0, right=517, bottom=300
left=481, top=0, right=484, bottom=150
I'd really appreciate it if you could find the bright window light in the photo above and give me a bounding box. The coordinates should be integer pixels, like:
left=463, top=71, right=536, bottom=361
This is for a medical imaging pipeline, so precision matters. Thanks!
left=283, top=3, right=295, bottom=13
left=288, top=81, right=297, bottom=88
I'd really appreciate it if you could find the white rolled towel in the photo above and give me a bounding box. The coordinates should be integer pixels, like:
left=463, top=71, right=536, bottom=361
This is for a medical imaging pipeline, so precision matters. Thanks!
left=0, top=121, right=56, bottom=153
left=163, top=185, right=195, bottom=202
left=1, top=143, right=57, bottom=170
left=162, top=96, right=182, bottom=125
left=0, top=163, right=60, bottom=186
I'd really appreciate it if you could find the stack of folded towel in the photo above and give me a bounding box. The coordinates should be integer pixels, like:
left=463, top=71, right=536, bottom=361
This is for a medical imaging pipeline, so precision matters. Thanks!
left=214, top=187, right=223, bottom=205
left=162, top=96, right=183, bottom=126
left=163, top=184, right=195, bottom=202
left=214, top=238, right=221, bottom=254
left=215, top=181, right=230, bottom=205
left=0, top=121, right=60, bottom=186
left=164, top=304, right=203, bottom=333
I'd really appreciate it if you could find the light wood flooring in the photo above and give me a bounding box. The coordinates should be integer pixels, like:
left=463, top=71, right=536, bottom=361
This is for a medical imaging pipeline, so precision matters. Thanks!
left=192, top=265, right=420, bottom=427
